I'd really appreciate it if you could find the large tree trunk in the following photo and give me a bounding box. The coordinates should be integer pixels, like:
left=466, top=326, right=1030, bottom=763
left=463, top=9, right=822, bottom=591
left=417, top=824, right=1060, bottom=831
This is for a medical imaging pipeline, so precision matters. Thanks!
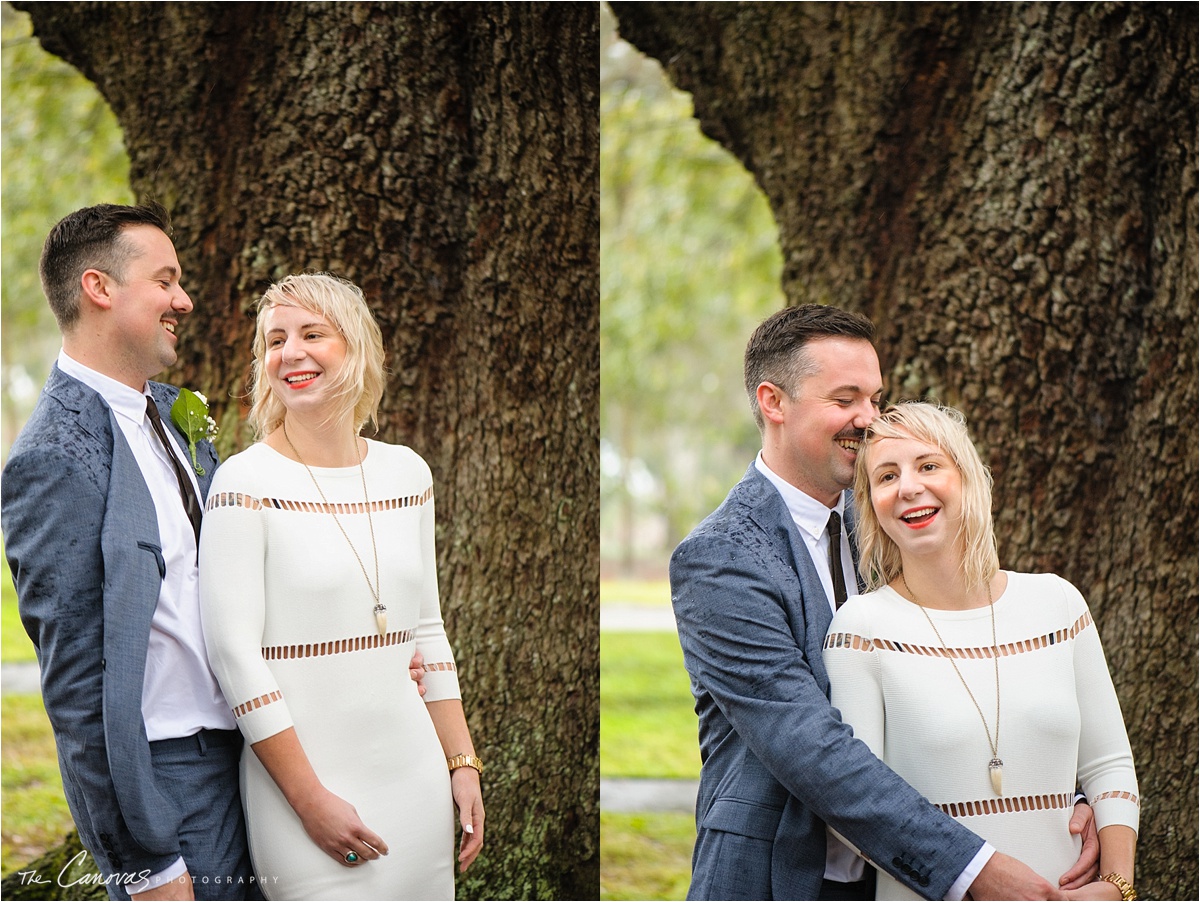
left=612, top=2, right=1196, bottom=899
left=15, top=2, right=599, bottom=898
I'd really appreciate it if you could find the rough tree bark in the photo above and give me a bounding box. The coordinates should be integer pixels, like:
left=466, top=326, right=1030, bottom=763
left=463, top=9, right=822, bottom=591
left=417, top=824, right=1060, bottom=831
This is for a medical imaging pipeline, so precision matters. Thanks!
left=612, top=2, right=1196, bottom=900
left=8, top=2, right=598, bottom=899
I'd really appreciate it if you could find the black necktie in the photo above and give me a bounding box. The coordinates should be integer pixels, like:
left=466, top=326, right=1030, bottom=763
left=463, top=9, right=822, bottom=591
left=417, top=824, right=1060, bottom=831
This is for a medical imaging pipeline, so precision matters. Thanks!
left=145, top=395, right=203, bottom=546
left=827, top=511, right=848, bottom=609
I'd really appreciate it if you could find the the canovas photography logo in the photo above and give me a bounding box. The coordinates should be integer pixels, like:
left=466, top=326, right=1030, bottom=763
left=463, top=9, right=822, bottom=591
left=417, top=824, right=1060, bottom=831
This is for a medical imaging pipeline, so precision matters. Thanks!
left=12, top=849, right=151, bottom=890
left=12, top=849, right=279, bottom=891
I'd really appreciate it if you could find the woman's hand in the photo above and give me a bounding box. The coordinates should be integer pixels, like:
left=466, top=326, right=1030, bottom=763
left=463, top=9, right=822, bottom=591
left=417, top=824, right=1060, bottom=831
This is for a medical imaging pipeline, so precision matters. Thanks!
left=450, top=766, right=485, bottom=872
left=1061, top=881, right=1121, bottom=900
left=409, top=649, right=427, bottom=697
left=294, top=786, right=390, bottom=868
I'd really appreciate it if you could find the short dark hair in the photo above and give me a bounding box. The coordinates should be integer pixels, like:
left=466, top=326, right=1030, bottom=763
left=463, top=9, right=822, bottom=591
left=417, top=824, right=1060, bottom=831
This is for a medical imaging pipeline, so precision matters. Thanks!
left=39, top=202, right=172, bottom=332
left=743, top=304, right=876, bottom=430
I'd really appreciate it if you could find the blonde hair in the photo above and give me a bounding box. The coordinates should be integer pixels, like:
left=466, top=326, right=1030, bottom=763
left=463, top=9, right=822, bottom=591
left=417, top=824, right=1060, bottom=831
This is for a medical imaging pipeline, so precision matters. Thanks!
left=247, top=273, right=386, bottom=439
left=854, top=402, right=999, bottom=592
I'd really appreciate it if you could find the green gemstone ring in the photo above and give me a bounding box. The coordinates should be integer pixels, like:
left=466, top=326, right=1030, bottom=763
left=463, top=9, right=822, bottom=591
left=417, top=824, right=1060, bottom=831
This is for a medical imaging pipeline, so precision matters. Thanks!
left=345, top=852, right=359, bottom=864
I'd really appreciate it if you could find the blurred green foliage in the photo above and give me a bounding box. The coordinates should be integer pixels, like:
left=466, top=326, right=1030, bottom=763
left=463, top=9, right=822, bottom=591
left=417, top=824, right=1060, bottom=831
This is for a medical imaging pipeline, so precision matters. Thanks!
left=600, top=5, right=784, bottom=572
left=599, top=579, right=670, bottom=608
left=1, top=2, right=133, bottom=459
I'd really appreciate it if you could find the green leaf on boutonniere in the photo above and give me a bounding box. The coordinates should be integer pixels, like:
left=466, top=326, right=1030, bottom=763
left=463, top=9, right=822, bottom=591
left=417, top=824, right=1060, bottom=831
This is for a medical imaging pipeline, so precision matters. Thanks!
left=169, top=388, right=218, bottom=476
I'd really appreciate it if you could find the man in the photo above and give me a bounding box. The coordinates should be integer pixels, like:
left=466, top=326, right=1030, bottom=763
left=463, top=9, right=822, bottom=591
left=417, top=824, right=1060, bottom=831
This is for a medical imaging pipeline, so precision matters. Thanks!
left=670, top=304, right=1098, bottom=900
left=2, top=203, right=252, bottom=900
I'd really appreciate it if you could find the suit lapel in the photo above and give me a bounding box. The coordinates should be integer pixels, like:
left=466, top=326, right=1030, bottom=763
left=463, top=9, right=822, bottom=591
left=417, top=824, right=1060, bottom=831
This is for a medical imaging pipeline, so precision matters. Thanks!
left=740, top=466, right=836, bottom=681
left=46, top=367, right=164, bottom=631
left=44, top=365, right=114, bottom=446
left=98, top=406, right=180, bottom=838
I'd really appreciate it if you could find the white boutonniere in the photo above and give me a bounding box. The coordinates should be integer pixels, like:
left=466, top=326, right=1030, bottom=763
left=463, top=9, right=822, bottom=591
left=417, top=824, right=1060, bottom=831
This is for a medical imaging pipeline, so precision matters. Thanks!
left=170, top=388, right=219, bottom=476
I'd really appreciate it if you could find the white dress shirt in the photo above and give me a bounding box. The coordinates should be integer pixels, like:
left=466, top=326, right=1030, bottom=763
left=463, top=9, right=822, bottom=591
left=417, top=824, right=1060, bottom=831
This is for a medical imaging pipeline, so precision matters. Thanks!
left=754, top=452, right=992, bottom=897
left=754, top=452, right=856, bottom=615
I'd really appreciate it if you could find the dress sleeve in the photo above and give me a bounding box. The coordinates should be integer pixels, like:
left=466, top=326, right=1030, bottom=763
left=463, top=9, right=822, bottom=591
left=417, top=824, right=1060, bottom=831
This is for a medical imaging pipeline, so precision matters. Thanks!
left=414, top=478, right=461, bottom=702
left=1063, top=579, right=1140, bottom=833
left=199, top=477, right=295, bottom=744
left=824, top=600, right=887, bottom=758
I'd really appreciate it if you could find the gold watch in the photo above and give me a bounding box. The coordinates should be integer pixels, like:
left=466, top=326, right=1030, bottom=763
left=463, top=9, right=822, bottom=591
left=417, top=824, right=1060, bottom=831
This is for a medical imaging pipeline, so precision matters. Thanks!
left=447, top=754, right=483, bottom=774
left=1099, top=873, right=1137, bottom=901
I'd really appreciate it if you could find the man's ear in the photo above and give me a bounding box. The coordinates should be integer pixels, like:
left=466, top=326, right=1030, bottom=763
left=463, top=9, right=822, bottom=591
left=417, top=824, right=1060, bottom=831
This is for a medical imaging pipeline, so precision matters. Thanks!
left=756, top=381, right=788, bottom=426
left=80, top=269, right=114, bottom=311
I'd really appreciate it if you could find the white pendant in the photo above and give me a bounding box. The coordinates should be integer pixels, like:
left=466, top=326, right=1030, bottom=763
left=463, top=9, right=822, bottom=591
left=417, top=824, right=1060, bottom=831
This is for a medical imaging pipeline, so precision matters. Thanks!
left=374, top=603, right=388, bottom=637
left=989, top=758, right=1004, bottom=795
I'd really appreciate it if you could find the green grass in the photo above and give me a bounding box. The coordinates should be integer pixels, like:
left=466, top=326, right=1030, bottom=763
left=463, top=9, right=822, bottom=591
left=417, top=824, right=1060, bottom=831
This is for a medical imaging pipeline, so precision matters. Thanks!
left=601, top=631, right=699, bottom=779
left=600, top=811, right=693, bottom=901
left=1, top=694, right=73, bottom=878
left=600, top=587, right=698, bottom=898
left=600, top=579, right=671, bottom=607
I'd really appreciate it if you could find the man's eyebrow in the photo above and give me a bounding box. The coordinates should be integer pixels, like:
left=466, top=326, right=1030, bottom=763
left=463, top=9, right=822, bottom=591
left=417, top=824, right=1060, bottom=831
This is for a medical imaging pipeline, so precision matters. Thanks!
left=149, top=265, right=180, bottom=280
left=828, top=384, right=883, bottom=394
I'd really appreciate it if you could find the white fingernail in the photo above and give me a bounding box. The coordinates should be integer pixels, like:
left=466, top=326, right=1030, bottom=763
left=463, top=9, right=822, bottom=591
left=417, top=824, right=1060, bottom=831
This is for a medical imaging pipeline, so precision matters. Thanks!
left=463, top=824, right=474, bottom=834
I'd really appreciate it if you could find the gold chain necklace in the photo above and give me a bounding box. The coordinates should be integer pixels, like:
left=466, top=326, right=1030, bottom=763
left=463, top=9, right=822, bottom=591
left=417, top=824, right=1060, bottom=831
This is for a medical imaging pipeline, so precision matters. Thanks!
left=283, top=423, right=386, bottom=637
left=900, top=572, right=1003, bottom=795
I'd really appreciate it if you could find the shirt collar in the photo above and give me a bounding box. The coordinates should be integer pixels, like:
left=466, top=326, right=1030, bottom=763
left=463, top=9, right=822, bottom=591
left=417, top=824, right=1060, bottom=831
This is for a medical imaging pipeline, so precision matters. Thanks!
left=754, top=450, right=844, bottom=541
left=58, top=350, right=152, bottom=425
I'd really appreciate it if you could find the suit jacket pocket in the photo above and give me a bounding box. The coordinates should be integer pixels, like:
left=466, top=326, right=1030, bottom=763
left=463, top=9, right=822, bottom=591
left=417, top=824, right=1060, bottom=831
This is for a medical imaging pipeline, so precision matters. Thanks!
left=700, top=797, right=784, bottom=840
left=136, top=541, right=166, bottom=580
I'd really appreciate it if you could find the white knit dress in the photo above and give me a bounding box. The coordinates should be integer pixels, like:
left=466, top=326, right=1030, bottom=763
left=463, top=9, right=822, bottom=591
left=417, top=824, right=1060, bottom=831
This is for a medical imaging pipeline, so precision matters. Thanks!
left=823, top=572, right=1139, bottom=901
left=200, top=441, right=459, bottom=900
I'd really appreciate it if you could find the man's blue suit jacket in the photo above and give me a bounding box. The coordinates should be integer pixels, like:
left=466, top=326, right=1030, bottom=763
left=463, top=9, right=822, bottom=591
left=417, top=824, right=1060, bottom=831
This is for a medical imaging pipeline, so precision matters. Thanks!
left=670, top=463, right=985, bottom=900
left=2, top=365, right=220, bottom=879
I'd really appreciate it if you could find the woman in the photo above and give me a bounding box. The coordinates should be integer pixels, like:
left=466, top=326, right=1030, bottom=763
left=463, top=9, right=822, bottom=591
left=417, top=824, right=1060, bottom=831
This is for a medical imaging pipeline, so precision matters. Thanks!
left=200, top=272, right=483, bottom=900
left=823, top=402, right=1138, bottom=901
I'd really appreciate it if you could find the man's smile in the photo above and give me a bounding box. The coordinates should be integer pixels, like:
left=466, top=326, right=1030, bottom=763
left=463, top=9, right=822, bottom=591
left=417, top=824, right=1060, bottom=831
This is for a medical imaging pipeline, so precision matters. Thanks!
left=836, top=435, right=862, bottom=454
